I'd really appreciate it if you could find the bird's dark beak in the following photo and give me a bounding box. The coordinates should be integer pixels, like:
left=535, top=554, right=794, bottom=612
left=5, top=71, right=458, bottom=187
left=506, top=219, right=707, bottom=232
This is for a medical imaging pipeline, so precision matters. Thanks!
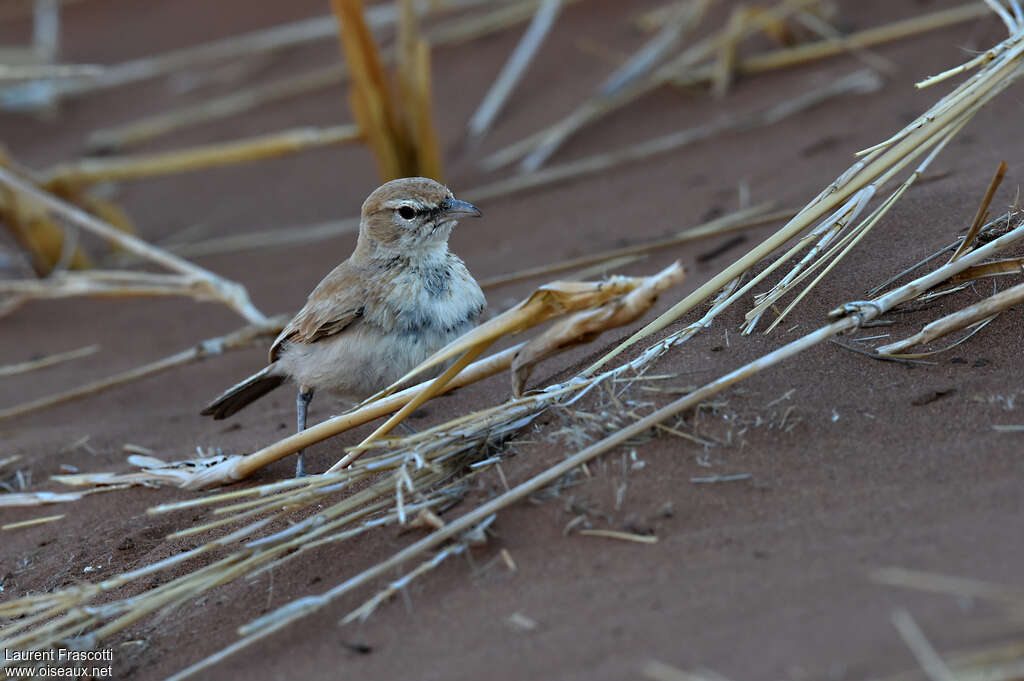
left=441, top=198, right=482, bottom=219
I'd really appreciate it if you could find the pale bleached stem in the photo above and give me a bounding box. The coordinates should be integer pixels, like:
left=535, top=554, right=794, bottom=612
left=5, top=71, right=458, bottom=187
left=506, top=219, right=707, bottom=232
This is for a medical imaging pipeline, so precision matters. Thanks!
left=0, top=344, right=98, bottom=377
left=46, top=125, right=361, bottom=186
left=985, top=0, right=1018, bottom=32
left=891, top=609, right=958, bottom=681
left=467, top=0, right=562, bottom=141
left=877, top=279, right=1024, bottom=355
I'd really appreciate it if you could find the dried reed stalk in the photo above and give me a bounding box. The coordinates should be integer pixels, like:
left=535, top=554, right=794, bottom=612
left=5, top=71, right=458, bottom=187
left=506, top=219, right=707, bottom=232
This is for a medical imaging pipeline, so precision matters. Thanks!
left=0, top=315, right=286, bottom=422
left=0, top=165, right=267, bottom=324
left=86, top=66, right=351, bottom=153
left=45, top=125, right=361, bottom=187
left=950, top=255, right=1024, bottom=281
left=601, top=0, right=713, bottom=99
left=872, top=566, right=1024, bottom=604
left=891, top=609, right=958, bottom=681
left=0, top=487, right=130, bottom=509
left=950, top=160, right=1007, bottom=262
left=369, top=265, right=686, bottom=402
left=0, top=344, right=97, bottom=377
left=1, top=270, right=237, bottom=315
left=1, top=514, right=64, bottom=530
left=0, top=64, right=102, bottom=81
left=877, top=279, right=1024, bottom=355
left=467, top=0, right=563, bottom=141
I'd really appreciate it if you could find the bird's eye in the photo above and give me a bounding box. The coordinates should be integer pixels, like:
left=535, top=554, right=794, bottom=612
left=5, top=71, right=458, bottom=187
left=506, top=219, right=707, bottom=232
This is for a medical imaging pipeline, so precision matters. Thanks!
left=397, top=206, right=416, bottom=220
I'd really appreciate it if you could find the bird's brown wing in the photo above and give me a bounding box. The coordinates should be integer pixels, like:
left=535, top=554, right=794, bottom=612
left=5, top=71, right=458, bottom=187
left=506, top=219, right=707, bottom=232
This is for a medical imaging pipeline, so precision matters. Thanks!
left=269, top=263, right=366, bottom=362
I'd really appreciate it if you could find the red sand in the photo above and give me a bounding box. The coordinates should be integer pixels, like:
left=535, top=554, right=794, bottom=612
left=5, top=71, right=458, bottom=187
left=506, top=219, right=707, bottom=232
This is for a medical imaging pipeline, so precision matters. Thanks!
left=2, top=1, right=1024, bottom=679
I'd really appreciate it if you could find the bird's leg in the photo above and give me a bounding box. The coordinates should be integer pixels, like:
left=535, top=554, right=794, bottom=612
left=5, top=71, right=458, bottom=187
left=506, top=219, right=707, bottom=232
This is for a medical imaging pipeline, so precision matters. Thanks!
left=295, top=385, right=315, bottom=477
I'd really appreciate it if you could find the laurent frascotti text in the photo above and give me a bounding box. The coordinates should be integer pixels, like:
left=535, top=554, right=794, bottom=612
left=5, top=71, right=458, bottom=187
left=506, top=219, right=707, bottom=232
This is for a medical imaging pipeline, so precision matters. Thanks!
left=4, top=650, right=113, bottom=662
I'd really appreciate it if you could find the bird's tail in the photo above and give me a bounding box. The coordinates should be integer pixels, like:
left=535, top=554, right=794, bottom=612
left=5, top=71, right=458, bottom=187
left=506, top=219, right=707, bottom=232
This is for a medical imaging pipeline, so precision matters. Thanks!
left=201, top=366, right=285, bottom=420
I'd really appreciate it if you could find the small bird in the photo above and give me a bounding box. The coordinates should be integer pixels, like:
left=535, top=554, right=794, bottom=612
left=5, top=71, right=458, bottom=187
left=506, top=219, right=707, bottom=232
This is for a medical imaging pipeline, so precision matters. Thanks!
left=201, top=177, right=486, bottom=476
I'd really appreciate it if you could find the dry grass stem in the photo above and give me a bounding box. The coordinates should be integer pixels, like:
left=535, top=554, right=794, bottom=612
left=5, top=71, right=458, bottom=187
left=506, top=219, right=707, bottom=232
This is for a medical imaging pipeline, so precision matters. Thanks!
left=577, top=529, right=658, bottom=543
left=85, top=65, right=352, bottom=153
left=1, top=514, right=65, bottom=530
left=46, top=125, right=361, bottom=187
left=1, top=271, right=244, bottom=317
left=468, top=0, right=562, bottom=141
left=0, top=486, right=131, bottom=509
left=643, top=660, right=735, bottom=681
left=950, top=256, right=1024, bottom=281
left=872, top=567, right=1024, bottom=604
left=338, top=342, right=493, bottom=467
left=950, top=160, right=1008, bottom=262
left=602, top=0, right=713, bottom=99
left=0, top=64, right=102, bottom=81
left=0, top=165, right=267, bottom=323
left=891, top=608, right=958, bottom=681
left=0, top=344, right=98, bottom=376
left=0, top=315, right=285, bottom=422
left=366, top=266, right=686, bottom=405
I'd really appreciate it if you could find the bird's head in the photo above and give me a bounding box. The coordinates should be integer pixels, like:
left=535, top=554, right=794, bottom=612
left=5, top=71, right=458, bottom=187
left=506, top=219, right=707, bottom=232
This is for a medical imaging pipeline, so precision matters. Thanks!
left=357, top=177, right=481, bottom=255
